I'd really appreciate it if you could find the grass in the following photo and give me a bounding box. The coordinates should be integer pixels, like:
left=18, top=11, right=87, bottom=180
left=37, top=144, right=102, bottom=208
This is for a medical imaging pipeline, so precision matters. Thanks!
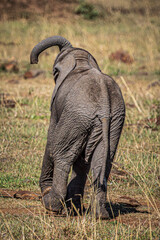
left=0, top=1, right=160, bottom=239
left=0, top=212, right=159, bottom=240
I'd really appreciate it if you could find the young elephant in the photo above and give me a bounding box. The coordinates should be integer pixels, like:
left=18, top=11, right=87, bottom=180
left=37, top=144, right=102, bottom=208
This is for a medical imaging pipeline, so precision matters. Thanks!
left=30, top=36, right=125, bottom=219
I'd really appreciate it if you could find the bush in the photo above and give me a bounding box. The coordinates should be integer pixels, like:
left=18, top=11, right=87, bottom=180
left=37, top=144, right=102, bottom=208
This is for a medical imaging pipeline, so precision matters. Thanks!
left=75, top=0, right=100, bottom=20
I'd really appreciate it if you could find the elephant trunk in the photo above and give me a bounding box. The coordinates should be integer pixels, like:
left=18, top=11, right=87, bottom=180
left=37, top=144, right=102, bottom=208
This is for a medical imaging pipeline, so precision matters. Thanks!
left=30, top=36, right=72, bottom=64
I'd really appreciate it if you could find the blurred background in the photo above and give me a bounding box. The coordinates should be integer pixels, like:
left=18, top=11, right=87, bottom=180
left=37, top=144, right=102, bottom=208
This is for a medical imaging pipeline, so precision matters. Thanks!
left=0, top=1, right=160, bottom=239
left=0, top=0, right=160, bottom=75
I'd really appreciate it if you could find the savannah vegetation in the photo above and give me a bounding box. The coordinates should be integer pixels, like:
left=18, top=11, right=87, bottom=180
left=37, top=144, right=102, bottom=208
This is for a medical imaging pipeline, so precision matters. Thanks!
left=0, top=0, right=160, bottom=239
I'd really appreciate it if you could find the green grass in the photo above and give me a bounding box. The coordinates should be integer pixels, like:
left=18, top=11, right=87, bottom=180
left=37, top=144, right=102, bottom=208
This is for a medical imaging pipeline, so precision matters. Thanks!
left=0, top=2, right=160, bottom=239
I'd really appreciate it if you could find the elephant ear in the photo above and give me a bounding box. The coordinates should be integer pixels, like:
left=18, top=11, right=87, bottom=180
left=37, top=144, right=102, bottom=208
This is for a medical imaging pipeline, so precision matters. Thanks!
left=50, top=54, right=76, bottom=110
left=89, top=55, right=101, bottom=71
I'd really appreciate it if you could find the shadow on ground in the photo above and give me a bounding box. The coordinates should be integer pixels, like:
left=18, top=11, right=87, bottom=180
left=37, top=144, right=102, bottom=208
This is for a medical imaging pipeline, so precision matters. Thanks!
left=105, top=202, right=149, bottom=219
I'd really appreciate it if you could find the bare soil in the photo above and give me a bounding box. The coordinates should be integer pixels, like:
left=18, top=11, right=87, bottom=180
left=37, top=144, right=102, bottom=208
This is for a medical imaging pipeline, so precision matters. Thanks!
left=0, top=188, right=160, bottom=229
left=1, top=0, right=160, bottom=21
left=0, top=0, right=78, bottom=21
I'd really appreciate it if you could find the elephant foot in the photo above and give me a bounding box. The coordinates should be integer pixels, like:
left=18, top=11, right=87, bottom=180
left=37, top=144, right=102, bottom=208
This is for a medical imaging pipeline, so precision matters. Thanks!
left=41, top=187, right=64, bottom=213
left=95, top=206, right=110, bottom=219
left=88, top=204, right=110, bottom=219
left=91, top=190, right=110, bottom=219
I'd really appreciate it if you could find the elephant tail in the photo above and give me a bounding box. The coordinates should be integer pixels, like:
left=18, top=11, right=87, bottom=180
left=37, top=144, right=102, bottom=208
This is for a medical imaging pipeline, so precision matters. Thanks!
left=99, top=79, right=111, bottom=186
left=99, top=117, right=110, bottom=186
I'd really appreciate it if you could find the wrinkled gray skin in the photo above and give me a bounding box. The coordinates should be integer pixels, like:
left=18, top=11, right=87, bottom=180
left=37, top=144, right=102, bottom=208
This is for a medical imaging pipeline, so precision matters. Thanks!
left=30, top=36, right=125, bottom=219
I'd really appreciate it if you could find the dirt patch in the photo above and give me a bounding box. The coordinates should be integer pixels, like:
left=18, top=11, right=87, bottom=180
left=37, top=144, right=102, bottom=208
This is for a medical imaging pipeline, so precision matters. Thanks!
left=120, top=213, right=160, bottom=229
left=0, top=0, right=78, bottom=21
left=0, top=205, right=44, bottom=216
left=1, top=0, right=160, bottom=20
left=24, top=69, right=45, bottom=79
left=0, top=60, right=19, bottom=73
left=0, top=188, right=41, bottom=200
left=0, top=188, right=159, bottom=229
left=0, top=93, right=16, bottom=108
left=109, top=50, right=134, bottom=64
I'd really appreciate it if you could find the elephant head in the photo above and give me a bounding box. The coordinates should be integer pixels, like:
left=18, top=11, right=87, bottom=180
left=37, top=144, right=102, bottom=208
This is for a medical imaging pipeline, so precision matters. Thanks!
left=30, top=35, right=101, bottom=109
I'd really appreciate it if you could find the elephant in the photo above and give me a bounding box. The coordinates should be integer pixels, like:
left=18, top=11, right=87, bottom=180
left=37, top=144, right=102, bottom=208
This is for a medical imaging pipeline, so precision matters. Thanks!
left=30, top=36, right=125, bottom=219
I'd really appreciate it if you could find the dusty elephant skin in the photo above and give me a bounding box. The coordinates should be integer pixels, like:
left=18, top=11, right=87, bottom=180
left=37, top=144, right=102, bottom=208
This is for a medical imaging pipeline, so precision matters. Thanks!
left=30, top=36, right=125, bottom=219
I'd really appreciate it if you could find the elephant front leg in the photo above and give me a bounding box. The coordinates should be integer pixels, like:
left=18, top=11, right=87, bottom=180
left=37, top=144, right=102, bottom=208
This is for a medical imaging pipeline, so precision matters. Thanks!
left=40, top=144, right=71, bottom=213
left=40, top=107, right=89, bottom=213
left=40, top=138, right=87, bottom=213
left=40, top=146, right=54, bottom=195
left=42, top=164, right=71, bottom=213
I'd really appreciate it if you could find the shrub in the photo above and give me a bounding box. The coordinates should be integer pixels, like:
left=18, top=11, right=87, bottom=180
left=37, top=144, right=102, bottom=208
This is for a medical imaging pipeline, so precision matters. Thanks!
left=75, top=0, right=100, bottom=20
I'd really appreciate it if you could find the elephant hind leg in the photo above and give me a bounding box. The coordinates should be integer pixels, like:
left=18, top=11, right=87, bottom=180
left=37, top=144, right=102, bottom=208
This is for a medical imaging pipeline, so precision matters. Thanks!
left=90, top=140, right=110, bottom=219
left=66, top=155, right=90, bottom=215
left=90, top=113, right=125, bottom=219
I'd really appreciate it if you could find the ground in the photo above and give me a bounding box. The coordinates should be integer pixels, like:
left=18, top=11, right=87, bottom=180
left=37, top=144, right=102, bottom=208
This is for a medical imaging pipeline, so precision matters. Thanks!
left=0, top=0, right=160, bottom=239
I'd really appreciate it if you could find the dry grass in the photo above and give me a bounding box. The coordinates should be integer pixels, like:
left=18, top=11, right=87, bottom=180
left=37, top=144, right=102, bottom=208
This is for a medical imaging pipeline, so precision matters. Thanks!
left=0, top=1, right=160, bottom=239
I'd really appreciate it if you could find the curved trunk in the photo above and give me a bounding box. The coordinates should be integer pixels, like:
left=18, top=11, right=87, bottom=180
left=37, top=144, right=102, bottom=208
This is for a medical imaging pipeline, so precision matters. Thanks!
left=30, top=36, right=72, bottom=64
